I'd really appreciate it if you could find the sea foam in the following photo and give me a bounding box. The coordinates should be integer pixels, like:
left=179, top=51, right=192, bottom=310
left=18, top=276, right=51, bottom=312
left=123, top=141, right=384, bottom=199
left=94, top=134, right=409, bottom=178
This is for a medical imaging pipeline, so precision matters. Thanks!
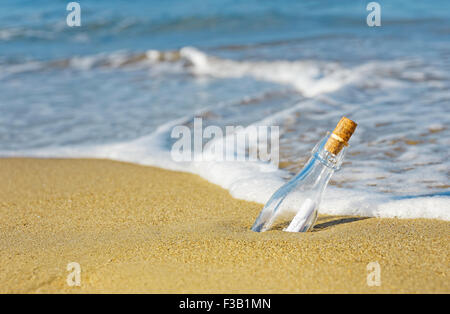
left=3, top=111, right=449, bottom=221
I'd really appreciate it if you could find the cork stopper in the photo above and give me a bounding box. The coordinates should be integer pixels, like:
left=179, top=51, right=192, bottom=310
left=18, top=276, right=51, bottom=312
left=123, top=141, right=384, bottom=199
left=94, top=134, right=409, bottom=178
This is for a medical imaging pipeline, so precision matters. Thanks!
left=324, top=117, right=357, bottom=155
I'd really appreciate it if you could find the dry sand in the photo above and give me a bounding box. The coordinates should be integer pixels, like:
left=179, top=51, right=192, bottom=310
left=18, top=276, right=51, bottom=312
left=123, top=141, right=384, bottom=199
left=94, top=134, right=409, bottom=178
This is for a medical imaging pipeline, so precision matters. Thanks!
left=0, top=158, right=448, bottom=293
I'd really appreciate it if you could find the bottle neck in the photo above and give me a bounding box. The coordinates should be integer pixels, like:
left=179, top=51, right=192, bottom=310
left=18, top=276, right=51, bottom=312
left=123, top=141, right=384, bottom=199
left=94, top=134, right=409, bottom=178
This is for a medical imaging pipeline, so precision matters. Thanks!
left=291, top=133, right=346, bottom=191
left=312, top=132, right=347, bottom=171
left=299, top=155, right=334, bottom=187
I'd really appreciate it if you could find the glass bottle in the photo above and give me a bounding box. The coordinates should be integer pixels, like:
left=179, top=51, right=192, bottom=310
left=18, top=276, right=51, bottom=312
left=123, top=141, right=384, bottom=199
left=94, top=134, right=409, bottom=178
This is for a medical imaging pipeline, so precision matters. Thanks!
left=251, top=117, right=357, bottom=233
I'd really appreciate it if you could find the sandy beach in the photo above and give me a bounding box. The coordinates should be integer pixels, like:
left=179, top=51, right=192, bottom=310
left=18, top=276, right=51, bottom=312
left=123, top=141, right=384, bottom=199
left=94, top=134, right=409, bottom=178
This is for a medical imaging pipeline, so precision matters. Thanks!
left=0, top=158, right=448, bottom=293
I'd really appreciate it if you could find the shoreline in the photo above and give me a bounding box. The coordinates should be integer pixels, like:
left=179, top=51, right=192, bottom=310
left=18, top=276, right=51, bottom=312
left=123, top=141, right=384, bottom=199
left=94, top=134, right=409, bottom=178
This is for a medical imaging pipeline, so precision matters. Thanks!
left=0, top=158, right=448, bottom=293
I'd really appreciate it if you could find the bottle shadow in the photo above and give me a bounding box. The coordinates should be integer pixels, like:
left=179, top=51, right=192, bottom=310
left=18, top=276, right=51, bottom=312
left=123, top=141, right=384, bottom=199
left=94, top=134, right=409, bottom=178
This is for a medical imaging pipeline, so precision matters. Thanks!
left=312, top=216, right=370, bottom=232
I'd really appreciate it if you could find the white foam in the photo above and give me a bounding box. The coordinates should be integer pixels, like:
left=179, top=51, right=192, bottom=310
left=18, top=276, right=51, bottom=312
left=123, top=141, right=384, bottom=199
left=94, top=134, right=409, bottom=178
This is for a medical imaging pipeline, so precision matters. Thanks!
left=2, top=47, right=405, bottom=96
left=0, top=46, right=421, bottom=96
left=178, top=47, right=413, bottom=97
left=179, top=47, right=349, bottom=97
left=4, top=113, right=448, bottom=222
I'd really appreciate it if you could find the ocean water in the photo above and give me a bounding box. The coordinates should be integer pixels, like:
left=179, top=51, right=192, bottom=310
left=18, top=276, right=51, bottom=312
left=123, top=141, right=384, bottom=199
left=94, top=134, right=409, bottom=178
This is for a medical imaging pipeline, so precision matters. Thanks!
left=1, top=0, right=449, bottom=220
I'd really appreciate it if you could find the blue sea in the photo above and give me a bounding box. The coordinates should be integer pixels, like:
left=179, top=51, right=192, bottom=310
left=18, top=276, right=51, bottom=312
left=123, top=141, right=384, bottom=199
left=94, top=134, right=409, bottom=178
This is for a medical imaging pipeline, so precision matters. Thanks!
left=1, top=0, right=449, bottom=219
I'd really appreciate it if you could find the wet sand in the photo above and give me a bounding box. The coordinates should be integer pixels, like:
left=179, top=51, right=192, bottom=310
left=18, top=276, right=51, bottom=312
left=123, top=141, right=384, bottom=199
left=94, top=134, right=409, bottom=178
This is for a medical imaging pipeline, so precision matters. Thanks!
left=0, top=158, right=448, bottom=293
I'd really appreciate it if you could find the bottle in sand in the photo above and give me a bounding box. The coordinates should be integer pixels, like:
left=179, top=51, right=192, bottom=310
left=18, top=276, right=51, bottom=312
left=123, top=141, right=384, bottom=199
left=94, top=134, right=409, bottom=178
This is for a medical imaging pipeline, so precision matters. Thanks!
left=251, top=117, right=357, bottom=232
